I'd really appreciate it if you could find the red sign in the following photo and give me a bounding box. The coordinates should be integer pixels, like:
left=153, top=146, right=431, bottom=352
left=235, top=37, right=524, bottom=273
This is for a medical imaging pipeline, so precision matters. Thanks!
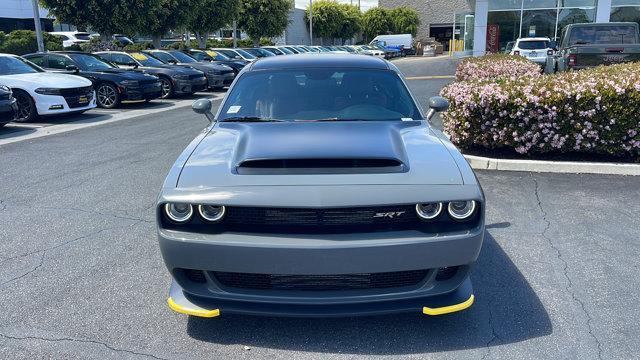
left=486, top=24, right=500, bottom=53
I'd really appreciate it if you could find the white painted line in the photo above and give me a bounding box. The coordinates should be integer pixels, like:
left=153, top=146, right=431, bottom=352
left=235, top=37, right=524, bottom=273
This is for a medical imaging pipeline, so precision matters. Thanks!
left=4, top=123, right=45, bottom=129
left=0, top=94, right=224, bottom=147
left=464, top=154, right=640, bottom=176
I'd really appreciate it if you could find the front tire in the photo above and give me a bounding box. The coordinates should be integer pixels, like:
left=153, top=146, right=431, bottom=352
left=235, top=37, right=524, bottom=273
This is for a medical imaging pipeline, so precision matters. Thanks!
left=96, top=83, right=121, bottom=109
left=13, top=89, right=37, bottom=123
left=160, top=77, right=174, bottom=99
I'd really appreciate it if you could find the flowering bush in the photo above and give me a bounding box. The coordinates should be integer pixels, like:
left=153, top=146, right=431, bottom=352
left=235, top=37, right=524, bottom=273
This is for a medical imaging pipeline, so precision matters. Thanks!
left=441, top=61, right=640, bottom=158
left=455, top=54, right=542, bottom=82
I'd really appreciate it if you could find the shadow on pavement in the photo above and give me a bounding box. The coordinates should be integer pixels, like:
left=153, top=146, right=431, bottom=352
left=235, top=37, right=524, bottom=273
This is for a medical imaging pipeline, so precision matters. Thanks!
left=185, top=231, right=551, bottom=355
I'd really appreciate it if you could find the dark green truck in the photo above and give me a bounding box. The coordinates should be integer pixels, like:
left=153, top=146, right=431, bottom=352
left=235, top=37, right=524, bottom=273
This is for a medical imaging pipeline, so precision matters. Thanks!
left=547, top=22, right=640, bottom=73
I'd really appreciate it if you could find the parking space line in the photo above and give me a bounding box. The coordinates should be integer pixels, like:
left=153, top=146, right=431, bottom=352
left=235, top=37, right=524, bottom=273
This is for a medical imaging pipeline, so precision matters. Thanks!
left=0, top=94, right=224, bottom=147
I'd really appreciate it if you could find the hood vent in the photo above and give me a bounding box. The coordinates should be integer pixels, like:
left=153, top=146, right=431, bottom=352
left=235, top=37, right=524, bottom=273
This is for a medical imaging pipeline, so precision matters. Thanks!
left=237, top=158, right=406, bottom=175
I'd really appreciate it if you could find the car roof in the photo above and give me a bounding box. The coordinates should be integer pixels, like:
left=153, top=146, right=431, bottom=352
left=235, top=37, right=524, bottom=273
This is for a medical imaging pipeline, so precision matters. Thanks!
left=248, top=54, right=389, bottom=71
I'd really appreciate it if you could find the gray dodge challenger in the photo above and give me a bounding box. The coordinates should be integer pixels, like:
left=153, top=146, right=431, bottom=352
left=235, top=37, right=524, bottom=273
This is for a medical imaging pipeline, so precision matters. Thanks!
left=157, top=54, right=485, bottom=318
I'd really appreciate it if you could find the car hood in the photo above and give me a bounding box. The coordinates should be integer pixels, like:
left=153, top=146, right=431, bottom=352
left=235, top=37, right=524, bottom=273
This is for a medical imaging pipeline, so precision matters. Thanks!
left=0, top=72, right=92, bottom=88
left=86, top=69, right=157, bottom=80
left=177, top=121, right=463, bottom=188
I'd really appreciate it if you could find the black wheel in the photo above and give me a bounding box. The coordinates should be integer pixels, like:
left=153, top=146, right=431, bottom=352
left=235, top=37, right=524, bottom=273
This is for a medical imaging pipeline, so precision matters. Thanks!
left=96, top=83, right=121, bottom=109
left=13, top=89, right=37, bottom=123
left=160, top=77, right=174, bottom=99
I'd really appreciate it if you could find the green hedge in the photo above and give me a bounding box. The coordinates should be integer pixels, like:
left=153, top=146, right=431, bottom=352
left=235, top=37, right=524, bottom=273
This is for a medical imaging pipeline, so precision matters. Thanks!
left=441, top=60, right=640, bottom=159
left=0, top=30, right=63, bottom=55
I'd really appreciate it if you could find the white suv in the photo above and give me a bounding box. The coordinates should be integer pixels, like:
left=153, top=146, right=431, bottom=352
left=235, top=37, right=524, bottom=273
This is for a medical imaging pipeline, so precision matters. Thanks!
left=49, top=31, right=91, bottom=48
left=510, top=37, right=554, bottom=65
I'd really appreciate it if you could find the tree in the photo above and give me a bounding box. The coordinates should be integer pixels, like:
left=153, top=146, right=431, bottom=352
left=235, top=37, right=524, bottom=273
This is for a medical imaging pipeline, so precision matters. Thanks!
left=362, top=7, right=391, bottom=42
left=137, top=0, right=195, bottom=48
left=238, top=0, right=292, bottom=47
left=187, top=0, right=242, bottom=49
left=389, top=7, right=420, bottom=37
left=304, top=0, right=343, bottom=44
left=337, top=4, right=362, bottom=44
left=40, top=0, right=144, bottom=39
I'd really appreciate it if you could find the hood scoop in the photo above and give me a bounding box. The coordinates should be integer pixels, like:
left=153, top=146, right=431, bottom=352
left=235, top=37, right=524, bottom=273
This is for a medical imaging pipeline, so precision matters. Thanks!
left=225, top=122, right=413, bottom=175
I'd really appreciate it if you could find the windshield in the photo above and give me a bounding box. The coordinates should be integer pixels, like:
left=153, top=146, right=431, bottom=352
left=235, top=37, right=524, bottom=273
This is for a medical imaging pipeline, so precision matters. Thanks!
left=147, top=51, right=176, bottom=63
left=216, top=49, right=242, bottom=59
left=568, top=25, right=638, bottom=45
left=75, top=33, right=91, bottom=41
left=0, top=56, right=42, bottom=75
left=170, top=51, right=197, bottom=63
left=220, top=69, right=421, bottom=122
left=205, top=50, right=231, bottom=61
left=131, top=52, right=165, bottom=66
left=234, top=49, right=257, bottom=59
left=278, top=47, right=294, bottom=54
left=68, top=53, right=114, bottom=71
left=518, top=40, right=549, bottom=49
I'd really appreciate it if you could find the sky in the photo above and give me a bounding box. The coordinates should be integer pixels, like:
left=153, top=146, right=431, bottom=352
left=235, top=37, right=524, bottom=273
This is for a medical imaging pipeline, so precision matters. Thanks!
left=294, top=0, right=378, bottom=11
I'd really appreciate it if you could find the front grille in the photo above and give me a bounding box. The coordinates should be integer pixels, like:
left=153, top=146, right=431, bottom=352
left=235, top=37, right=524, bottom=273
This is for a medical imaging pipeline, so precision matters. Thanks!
left=213, top=270, right=428, bottom=291
left=59, top=86, right=92, bottom=96
left=223, top=205, right=419, bottom=233
left=435, top=266, right=458, bottom=281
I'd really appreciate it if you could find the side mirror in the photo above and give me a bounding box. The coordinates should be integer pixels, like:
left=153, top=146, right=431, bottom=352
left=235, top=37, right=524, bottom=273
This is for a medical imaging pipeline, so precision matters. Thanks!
left=126, top=62, right=139, bottom=69
left=192, top=98, right=215, bottom=123
left=66, top=64, right=79, bottom=72
left=426, top=96, right=449, bottom=120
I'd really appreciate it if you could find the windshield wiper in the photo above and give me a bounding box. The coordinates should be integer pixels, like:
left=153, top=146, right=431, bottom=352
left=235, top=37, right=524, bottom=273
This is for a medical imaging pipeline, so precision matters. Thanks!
left=221, top=116, right=284, bottom=122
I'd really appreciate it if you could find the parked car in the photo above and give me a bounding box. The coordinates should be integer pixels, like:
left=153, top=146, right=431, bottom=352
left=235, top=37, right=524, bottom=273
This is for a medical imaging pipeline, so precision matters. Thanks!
left=210, top=48, right=257, bottom=62
left=24, top=51, right=162, bottom=109
left=49, top=31, right=91, bottom=48
left=270, top=46, right=296, bottom=55
left=260, top=47, right=286, bottom=55
left=241, top=48, right=276, bottom=58
left=504, top=41, right=515, bottom=54
left=113, top=34, right=134, bottom=46
left=0, top=54, right=96, bottom=122
left=159, top=54, right=484, bottom=318
left=183, top=49, right=247, bottom=75
left=299, top=46, right=320, bottom=53
left=324, top=46, right=350, bottom=54
left=370, top=42, right=399, bottom=59
left=94, top=51, right=207, bottom=99
left=0, top=84, right=17, bottom=127
left=549, top=22, right=640, bottom=72
left=353, top=45, right=385, bottom=58
left=510, top=37, right=553, bottom=66
left=282, top=46, right=302, bottom=54
left=142, top=50, right=235, bottom=90
left=370, top=34, right=414, bottom=55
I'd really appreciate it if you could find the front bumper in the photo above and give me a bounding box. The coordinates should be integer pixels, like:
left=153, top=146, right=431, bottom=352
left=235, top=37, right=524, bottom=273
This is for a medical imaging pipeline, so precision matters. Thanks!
left=120, top=81, right=162, bottom=101
left=159, top=225, right=484, bottom=317
left=205, top=73, right=234, bottom=88
left=174, top=76, right=207, bottom=94
left=35, top=92, right=97, bottom=115
left=0, top=98, right=17, bottom=125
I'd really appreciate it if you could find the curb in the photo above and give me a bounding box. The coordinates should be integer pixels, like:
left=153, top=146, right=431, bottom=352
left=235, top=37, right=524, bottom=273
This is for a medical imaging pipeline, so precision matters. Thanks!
left=464, top=154, right=640, bottom=176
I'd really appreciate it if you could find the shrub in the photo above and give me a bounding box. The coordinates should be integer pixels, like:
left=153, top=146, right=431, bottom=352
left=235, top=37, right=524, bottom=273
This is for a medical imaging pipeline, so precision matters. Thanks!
left=455, top=54, right=542, bottom=82
left=0, top=30, right=63, bottom=55
left=441, top=61, right=640, bottom=158
left=80, top=37, right=119, bottom=53
left=123, top=41, right=153, bottom=52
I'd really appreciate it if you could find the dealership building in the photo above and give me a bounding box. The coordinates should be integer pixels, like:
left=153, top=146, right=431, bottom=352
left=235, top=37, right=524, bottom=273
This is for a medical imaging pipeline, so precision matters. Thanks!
left=381, top=0, right=640, bottom=55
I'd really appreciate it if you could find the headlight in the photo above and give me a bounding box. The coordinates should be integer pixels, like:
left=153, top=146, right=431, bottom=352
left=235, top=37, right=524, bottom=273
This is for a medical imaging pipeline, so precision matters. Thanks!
left=164, top=203, right=193, bottom=223
left=416, top=203, right=443, bottom=220
left=447, top=201, right=477, bottom=220
left=35, top=87, right=62, bottom=95
left=198, top=205, right=226, bottom=222
left=119, top=80, right=139, bottom=87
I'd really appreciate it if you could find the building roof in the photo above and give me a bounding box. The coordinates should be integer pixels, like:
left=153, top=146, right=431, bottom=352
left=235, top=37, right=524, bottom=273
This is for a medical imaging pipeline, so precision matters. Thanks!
left=249, top=54, right=389, bottom=71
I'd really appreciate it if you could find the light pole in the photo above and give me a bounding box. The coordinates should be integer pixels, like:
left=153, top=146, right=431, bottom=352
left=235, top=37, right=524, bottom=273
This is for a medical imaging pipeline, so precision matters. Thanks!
left=309, top=0, right=313, bottom=46
left=31, top=0, right=45, bottom=52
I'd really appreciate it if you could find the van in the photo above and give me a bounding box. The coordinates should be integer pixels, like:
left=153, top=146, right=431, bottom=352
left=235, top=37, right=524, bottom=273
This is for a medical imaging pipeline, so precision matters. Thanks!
left=369, top=34, right=414, bottom=55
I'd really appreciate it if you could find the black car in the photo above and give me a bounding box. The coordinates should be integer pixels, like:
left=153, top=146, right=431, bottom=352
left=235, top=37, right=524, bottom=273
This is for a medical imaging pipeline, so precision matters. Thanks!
left=24, top=51, right=162, bottom=109
left=0, top=85, right=17, bottom=127
left=241, top=47, right=276, bottom=58
left=142, top=50, right=234, bottom=90
left=183, top=49, right=247, bottom=76
left=94, top=51, right=207, bottom=99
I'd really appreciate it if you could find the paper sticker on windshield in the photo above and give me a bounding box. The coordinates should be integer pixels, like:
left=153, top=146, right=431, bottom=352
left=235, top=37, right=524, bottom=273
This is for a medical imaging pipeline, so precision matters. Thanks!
left=206, top=51, right=218, bottom=57
left=227, top=106, right=241, bottom=114
left=131, top=53, right=148, bottom=61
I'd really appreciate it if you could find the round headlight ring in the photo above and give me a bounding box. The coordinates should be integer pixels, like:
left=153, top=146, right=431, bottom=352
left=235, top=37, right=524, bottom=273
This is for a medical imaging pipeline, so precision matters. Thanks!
left=447, top=200, right=477, bottom=220
left=198, top=204, right=226, bottom=223
left=415, top=202, right=443, bottom=220
left=164, top=203, right=193, bottom=223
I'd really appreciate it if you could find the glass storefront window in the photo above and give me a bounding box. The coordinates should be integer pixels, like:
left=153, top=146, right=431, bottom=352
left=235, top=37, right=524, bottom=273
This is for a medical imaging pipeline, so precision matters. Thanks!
left=612, top=0, right=640, bottom=5
left=610, top=7, right=640, bottom=27
left=559, top=0, right=596, bottom=6
left=489, top=0, right=522, bottom=10
left=487, top=11, right=521, bottom=52
left=453, top=12, right=474, bottom=53
left=521, top=9, right=558, bottom=38
left=557, top=7, right=596, bottom=36
left=523, top=0, right=557, bottom=9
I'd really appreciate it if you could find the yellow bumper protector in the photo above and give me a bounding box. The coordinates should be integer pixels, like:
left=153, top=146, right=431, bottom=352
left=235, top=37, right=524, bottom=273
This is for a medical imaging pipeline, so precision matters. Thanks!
left=167, top=297, right=220, bottom=318
left=422, top=294, right=475, bottom=316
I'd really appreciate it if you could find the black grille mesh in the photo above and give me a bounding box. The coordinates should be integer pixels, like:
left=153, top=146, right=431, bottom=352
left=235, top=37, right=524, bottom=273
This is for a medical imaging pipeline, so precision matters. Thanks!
left=213, top=270, right=428, bottom=291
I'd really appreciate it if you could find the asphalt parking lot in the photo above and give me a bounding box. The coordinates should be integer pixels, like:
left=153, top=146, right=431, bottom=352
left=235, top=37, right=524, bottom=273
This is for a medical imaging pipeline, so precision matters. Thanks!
left=0, top=57, right=638, bottom=359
